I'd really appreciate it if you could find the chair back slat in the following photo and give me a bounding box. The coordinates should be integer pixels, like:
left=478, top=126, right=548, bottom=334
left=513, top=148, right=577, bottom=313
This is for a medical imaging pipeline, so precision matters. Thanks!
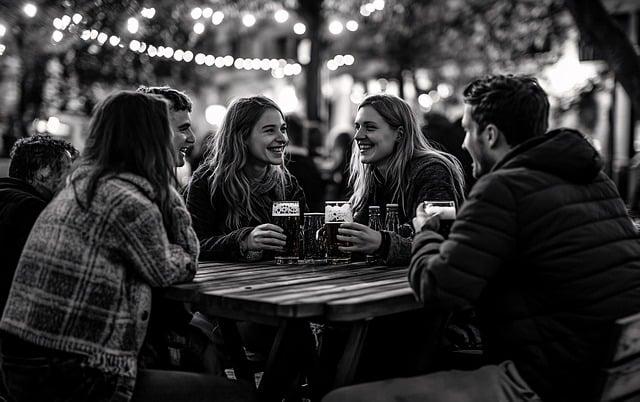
left=612, top=312, right=640, bottom=363
left=598, top=312, right=640, bottom=402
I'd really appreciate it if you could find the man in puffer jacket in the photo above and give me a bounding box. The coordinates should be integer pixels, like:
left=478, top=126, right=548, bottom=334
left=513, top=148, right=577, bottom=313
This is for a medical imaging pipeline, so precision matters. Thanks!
left=323, top=75, right=640, bottom=402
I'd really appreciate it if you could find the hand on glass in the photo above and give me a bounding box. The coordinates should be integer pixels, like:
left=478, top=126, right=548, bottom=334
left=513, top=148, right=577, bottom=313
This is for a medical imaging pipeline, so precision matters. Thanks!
left=246, top=223, right=287, bottom=251
left=413, top=204, right=441, bottom=233
left=336, top=222, right=382, bottom=254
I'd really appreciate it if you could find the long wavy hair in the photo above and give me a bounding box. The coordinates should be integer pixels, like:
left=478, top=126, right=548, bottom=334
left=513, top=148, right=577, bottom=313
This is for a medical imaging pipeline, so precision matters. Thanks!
left=198, top=95, right=290, bottom=230
left=348, top=93, right=466, bottom=214
left=72, top=90, right=177, bottom=230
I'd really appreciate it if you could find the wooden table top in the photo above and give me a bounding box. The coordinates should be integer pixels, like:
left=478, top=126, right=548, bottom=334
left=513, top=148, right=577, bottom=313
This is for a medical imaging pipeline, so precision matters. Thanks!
left=163, top=261, right=422, bottom=323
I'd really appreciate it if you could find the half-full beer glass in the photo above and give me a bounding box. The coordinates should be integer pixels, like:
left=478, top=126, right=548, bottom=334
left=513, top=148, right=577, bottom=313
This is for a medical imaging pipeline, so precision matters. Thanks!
left=423, top=201, right=456, bottom=237
left=272, top=201, right=301, bottom=264
left=325, top=201, right=353, bottom=264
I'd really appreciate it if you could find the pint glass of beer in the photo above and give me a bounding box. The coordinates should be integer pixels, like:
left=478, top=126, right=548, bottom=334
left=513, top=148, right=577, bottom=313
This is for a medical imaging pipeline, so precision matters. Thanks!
left=324, top=201, right=353, bottom=264
left=423, top=201, right=456, bottom=237
left=272, top=201, right=301, bottom=264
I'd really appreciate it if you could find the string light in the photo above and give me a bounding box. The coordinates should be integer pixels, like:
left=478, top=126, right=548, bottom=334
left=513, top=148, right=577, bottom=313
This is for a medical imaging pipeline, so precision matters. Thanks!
left=327, top=54, right=356, bottom=71
left=274, top=9, right=289, bottom=23
left=42, top=9, right=320, bottom=80
left=51, top=30, right=63, bottom=42
left=191, top=7, right=202, bottom=20
left=242, top=14, right=256, bottom=27
left=141, top=8, right=155, bottom=19
left=193, top=22, right=205, bottom=34
left=23, top=3, right=37, bottom=18
left=328, top=20, right=343, bottom=35
left=0, top=24, right=6, bottom=37
left=293, top=23, right=306, bottom=35
left=211, top=11, right=224, bottom=25
left=127, top=17, right=139, bottom=34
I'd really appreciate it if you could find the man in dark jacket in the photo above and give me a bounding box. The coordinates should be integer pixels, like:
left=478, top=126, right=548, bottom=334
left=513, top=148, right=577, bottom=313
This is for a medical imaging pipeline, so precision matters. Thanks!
left=323, top=75, right=640, bottom=402
left=0, top=134, right=77, bottom=310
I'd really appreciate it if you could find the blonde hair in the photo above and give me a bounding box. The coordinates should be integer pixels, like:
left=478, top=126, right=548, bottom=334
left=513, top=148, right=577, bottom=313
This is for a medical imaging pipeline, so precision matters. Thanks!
left=198, top=96, right=290, bottom=229
left=348, top=93, right=465, bottom=213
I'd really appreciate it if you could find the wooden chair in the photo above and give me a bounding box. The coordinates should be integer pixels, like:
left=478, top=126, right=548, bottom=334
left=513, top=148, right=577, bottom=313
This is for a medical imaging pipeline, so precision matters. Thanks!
left=595, top=311, right=640, bottom=401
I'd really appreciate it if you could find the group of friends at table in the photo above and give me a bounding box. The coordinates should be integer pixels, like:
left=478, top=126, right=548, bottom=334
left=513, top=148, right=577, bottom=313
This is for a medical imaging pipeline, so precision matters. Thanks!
left=0, top=73, right=639, bottom=402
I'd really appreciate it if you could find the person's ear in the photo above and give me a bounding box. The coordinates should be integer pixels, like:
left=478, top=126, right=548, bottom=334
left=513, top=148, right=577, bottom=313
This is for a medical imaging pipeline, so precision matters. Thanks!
left=485, top=124, right=502, bottom=148
left=396, top=127, right=404, bottom=142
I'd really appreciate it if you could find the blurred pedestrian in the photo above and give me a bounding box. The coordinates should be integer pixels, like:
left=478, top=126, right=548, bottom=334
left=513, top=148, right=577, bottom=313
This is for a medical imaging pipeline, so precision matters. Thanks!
left=0, top=135, right=78, bottom=311
left=324, top=128, right=352, bottom=201
left=184, top=95, right=305, bottom=262
left=0, top=91, right=255, bottom=402
left=137, top=85, right=196, bottom=188
left=421, top=112, right=475, bottom=192
left=338, top=93, right=465, bottom=266
left=285, top=113, right=325, bottom=212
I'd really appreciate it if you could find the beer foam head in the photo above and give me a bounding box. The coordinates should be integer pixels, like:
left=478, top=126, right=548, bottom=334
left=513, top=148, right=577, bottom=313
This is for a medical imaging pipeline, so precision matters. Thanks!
left=272, top=201, right=300, bottom=216
left=325, top=202, right=353, bottom=223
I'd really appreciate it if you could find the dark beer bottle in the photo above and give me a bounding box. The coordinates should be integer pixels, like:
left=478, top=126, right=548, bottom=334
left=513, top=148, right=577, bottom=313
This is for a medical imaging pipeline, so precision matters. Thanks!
left=366, top=206, right=382, bottom=264
left=384, top=203, right=400, bottom=233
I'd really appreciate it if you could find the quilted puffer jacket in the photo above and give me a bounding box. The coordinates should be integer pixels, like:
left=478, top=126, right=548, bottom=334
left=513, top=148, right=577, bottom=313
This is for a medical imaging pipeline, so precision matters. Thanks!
left=409, top=128, right=640, bottom=402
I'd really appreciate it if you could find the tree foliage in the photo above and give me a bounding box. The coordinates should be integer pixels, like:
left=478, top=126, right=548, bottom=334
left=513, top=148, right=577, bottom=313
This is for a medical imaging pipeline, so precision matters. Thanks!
left=329, top=0, right=573, bottom=93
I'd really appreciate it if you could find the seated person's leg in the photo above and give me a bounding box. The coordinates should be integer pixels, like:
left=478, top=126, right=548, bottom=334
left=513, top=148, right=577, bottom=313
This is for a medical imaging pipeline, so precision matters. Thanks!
left=132, top=369, right=257, bottom=402
left=323, top=361, right=540, bottom=402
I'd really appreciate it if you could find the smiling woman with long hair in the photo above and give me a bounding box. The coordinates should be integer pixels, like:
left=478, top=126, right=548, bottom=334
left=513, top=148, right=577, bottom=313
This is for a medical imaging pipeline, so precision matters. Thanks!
left=0, top=91, right=255, bottom=402
left=185, top=95, right=305, bottom=261
left=337, top=93, right=466, bottom=265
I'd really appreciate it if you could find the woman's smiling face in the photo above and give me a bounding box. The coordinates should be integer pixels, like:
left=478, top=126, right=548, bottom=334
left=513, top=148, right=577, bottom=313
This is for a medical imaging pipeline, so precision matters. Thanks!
left=246, top=108, right=288, bottom=167
left=354, top=105, right=398, bottom=165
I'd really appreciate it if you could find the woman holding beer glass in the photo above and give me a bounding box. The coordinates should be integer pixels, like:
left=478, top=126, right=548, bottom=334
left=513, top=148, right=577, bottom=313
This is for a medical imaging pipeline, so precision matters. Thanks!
left=184, top=96, right=306, bottom=375
left=0, top=91, right=254, bottom=401
left=185, top=95, right=305, bottom=262
left=337, top=93, right=465, bottom=265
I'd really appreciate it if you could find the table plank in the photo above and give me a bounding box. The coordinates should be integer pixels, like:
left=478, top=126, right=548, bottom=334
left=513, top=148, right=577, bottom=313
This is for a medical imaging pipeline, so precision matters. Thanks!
left=164, top=261, right=419, bottom=320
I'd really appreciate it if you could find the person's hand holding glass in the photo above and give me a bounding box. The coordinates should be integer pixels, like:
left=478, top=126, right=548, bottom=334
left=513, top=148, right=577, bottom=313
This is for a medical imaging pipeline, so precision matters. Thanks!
left=413, top=201, right=456, bottom=237
left=337, top=222, right=383, bottom=255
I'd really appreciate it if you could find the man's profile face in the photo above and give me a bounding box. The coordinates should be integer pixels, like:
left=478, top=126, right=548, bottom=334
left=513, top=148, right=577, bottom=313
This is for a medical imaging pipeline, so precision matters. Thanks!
left=461, top=104, right=495, bottom=178
left=169, top=109, right=195, bottom=167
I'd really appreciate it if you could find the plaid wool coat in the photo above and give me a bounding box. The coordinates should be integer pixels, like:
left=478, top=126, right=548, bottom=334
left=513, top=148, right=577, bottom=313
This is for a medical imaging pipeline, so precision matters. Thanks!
left=0, top=167, right=199, bottom=388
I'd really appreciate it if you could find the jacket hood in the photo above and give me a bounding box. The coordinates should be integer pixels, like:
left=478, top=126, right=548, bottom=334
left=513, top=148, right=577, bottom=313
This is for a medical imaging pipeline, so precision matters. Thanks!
left=493, top=128, right=603, bottom=183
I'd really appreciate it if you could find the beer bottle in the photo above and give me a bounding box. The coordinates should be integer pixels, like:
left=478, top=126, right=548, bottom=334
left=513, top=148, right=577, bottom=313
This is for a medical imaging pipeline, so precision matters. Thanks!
left=366, top=206, right=382, bottom=264
left=384, top=203, right=400, bottom=233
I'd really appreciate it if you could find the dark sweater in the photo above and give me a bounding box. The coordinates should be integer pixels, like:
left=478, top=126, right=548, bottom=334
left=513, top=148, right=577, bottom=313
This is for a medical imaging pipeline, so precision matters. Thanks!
left=0, top=177, right=48, bottom=311
left=185, top=168, right=306, bottom=261
left=355, top=154, right=463, bottom=265
left=409, top=128, right=640, bottom=401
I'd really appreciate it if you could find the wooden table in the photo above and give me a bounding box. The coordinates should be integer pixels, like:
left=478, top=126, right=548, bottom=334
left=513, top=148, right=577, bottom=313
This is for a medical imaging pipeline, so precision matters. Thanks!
left=163, top=260, right=422, bottom=400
